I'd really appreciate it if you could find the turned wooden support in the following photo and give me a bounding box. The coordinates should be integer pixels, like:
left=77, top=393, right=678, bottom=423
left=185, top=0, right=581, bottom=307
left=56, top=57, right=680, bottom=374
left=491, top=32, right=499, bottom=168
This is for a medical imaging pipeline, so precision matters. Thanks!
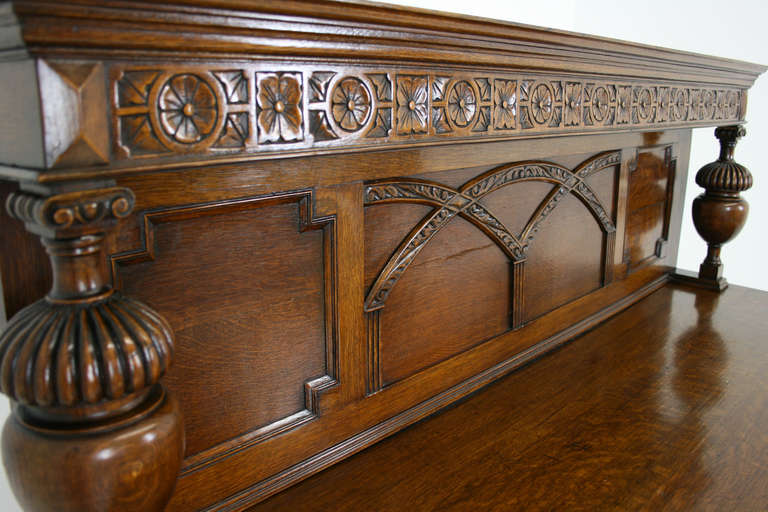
left=688, top=125, right=753, bottom=290
left=0, top=186, right=183, bottom=511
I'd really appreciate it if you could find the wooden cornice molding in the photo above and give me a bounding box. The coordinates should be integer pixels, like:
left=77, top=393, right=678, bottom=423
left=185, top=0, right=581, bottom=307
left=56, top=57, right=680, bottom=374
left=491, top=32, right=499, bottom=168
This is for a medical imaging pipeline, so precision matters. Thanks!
left=2, top=1, right=765, bottom=86
left=0, top=0, right=764, bottom=181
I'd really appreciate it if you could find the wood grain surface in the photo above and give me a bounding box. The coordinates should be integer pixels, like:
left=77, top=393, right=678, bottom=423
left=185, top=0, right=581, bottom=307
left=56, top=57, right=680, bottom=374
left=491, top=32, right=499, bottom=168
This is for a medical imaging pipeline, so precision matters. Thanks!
left=251, top=283, right=768, bottom=511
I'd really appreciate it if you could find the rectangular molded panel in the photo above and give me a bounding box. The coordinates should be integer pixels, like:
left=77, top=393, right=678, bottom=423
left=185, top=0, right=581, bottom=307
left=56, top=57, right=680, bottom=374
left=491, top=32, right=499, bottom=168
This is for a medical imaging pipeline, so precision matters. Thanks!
left=116, top=199, right=329, bottom=459
left=626, top=146, right=672, bottom=269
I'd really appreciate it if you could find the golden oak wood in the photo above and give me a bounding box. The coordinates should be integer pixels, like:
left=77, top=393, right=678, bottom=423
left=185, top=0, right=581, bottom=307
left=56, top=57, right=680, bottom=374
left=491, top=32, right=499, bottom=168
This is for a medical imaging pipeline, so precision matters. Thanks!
left=0, top=1, right=764, bottom=511
left=250, top=283, right=768, bottom=512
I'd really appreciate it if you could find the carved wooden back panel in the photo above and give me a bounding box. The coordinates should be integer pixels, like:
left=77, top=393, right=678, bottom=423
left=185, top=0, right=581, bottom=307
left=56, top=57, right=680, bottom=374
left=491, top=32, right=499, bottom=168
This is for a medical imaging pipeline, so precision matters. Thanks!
left=0, top=2, right=762, bottom=511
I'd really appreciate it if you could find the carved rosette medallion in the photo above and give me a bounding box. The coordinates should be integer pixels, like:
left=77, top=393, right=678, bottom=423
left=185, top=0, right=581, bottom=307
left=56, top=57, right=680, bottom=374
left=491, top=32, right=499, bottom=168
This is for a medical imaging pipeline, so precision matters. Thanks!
left=493, top=79, right=517, bottom=130
left=520, top=81, right=563, bottom=129
left=396, top=76, right=429, bottom=135
left=702, top=89, right=716, bottom=120
left=635, top=88, right=654, bottom=122
left=446, top=81, right=477, bottom=128
left=257, top=72, right=304, bottom=143
left=148, top=73, right=225, bottom=151
left=330, top=77, right=372, bottom=132
left=671, top=89, right=688, bottom=121
left=157, top=74, right=219, bottom=144
left=530, top=83, right=554, bottom=124
left=590, top=86, right=611, bottom=124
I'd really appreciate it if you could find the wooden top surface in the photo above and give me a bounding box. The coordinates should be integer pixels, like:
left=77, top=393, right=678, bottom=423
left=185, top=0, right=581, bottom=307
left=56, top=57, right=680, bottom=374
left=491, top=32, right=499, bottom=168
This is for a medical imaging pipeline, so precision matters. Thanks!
left=249, top=282, right=768, bottom=511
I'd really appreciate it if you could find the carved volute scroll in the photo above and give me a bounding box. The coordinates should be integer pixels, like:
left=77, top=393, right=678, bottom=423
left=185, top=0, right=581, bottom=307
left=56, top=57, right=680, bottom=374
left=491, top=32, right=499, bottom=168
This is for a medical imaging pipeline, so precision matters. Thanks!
left=689, top=125, right=752, bottom=290
left=0, top=186, right=183, bottom=511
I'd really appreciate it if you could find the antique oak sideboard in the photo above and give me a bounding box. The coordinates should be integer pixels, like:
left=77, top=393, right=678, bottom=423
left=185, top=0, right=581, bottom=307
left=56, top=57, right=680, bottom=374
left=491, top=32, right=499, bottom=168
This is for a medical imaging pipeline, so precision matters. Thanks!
left=0, top=1, right=764, bottom=510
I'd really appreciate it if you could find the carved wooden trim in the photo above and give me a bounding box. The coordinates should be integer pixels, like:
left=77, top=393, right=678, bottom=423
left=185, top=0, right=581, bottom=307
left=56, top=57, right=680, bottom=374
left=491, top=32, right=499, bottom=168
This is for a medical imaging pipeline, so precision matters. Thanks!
left=108, top=65, right=743, bottom=168
left=366, top=310, right=382, bottom=396
left=655, top=148, right=677, bottom=259
left=6, top=187, right=134, bottom=238
left=6, top=1, right=764, bottom=87
left=512, top=260, right=526, bottom=330
left=363, top=151, right=620, bottom=394
left=363, top=150, right=620, bottom=312
left=110, top=190, right=339, bottom=474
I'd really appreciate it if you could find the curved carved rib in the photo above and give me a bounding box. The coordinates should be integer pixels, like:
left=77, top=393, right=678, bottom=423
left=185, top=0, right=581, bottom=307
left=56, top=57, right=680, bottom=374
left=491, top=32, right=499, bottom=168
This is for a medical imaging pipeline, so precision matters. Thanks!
left=461, top=161, right=578, bottom=198
left=521, top=151, right=620, bottom=243
left=364, top=151, right=621, bottom=311
left=364, top=180, right=459, bottom=208
left=365, top=207, right=455, bottom=311
left=460, top=202, right=524, bottom=259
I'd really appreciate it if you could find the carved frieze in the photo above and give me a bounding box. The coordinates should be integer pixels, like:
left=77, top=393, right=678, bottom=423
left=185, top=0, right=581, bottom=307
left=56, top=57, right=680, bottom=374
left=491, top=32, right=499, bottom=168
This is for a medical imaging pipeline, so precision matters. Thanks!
left=104, top=64, right=747, bottom=165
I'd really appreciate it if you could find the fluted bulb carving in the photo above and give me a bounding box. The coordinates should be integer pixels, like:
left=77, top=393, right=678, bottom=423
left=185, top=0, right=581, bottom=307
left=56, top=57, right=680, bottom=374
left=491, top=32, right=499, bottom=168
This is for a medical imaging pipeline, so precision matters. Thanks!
left=0, top=291, right=174, bottom=408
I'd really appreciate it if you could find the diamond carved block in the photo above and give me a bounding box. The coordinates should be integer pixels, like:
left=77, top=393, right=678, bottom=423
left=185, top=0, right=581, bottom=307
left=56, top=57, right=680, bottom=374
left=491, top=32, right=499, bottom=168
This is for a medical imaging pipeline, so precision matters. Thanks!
left=38, top=60, right=109, bottom=168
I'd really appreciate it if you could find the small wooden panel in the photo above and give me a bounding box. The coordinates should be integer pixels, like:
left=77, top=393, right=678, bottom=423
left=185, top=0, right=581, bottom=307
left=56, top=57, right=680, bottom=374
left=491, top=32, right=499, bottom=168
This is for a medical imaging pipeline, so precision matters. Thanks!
left=627, top=203, right=666, bottom=267
left=116, top=197, right=332, bottom=460
left=380, top=217, right=509, bottom=385
left=626, top=146, right=673, bottom=269
left=523, top=193, right=605, bottom=322
left=629, top=150, right=670, bottom=211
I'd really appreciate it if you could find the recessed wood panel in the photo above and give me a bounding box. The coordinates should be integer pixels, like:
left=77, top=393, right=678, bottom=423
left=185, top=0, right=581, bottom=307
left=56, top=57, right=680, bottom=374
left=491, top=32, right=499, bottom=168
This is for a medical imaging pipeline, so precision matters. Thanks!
left=626, top=146, right=672, bottom=269
left=629, top=151, right=669, bottom=212
left=523, top=194, right=604, bottom=322
left=627, top=203, right=665, bottom=266
left=380, top=217, right=509, bottom=385
left=482, top=181, right=554, bottom=238
left=117, top=199, right=329, bottom=458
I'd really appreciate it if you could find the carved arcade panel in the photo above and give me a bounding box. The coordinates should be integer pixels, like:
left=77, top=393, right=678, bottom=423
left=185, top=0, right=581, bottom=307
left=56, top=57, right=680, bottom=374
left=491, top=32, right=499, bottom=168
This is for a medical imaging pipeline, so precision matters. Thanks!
left=111, top=192, right=337, bottom=473
left=364, top=151, right=622, bottom=392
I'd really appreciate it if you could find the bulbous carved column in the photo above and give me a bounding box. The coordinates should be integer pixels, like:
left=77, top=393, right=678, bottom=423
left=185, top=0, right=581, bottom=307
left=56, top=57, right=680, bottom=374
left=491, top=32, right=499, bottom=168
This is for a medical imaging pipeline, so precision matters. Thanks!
left=0, top=186, right=184, bottom=511
left=689, top=125, right=752, bottom=290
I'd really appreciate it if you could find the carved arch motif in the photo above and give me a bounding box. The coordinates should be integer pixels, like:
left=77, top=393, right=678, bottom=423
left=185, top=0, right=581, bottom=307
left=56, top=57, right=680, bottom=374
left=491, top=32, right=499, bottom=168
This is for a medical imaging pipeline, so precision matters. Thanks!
left=363, top=151, right=621, bottom=312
